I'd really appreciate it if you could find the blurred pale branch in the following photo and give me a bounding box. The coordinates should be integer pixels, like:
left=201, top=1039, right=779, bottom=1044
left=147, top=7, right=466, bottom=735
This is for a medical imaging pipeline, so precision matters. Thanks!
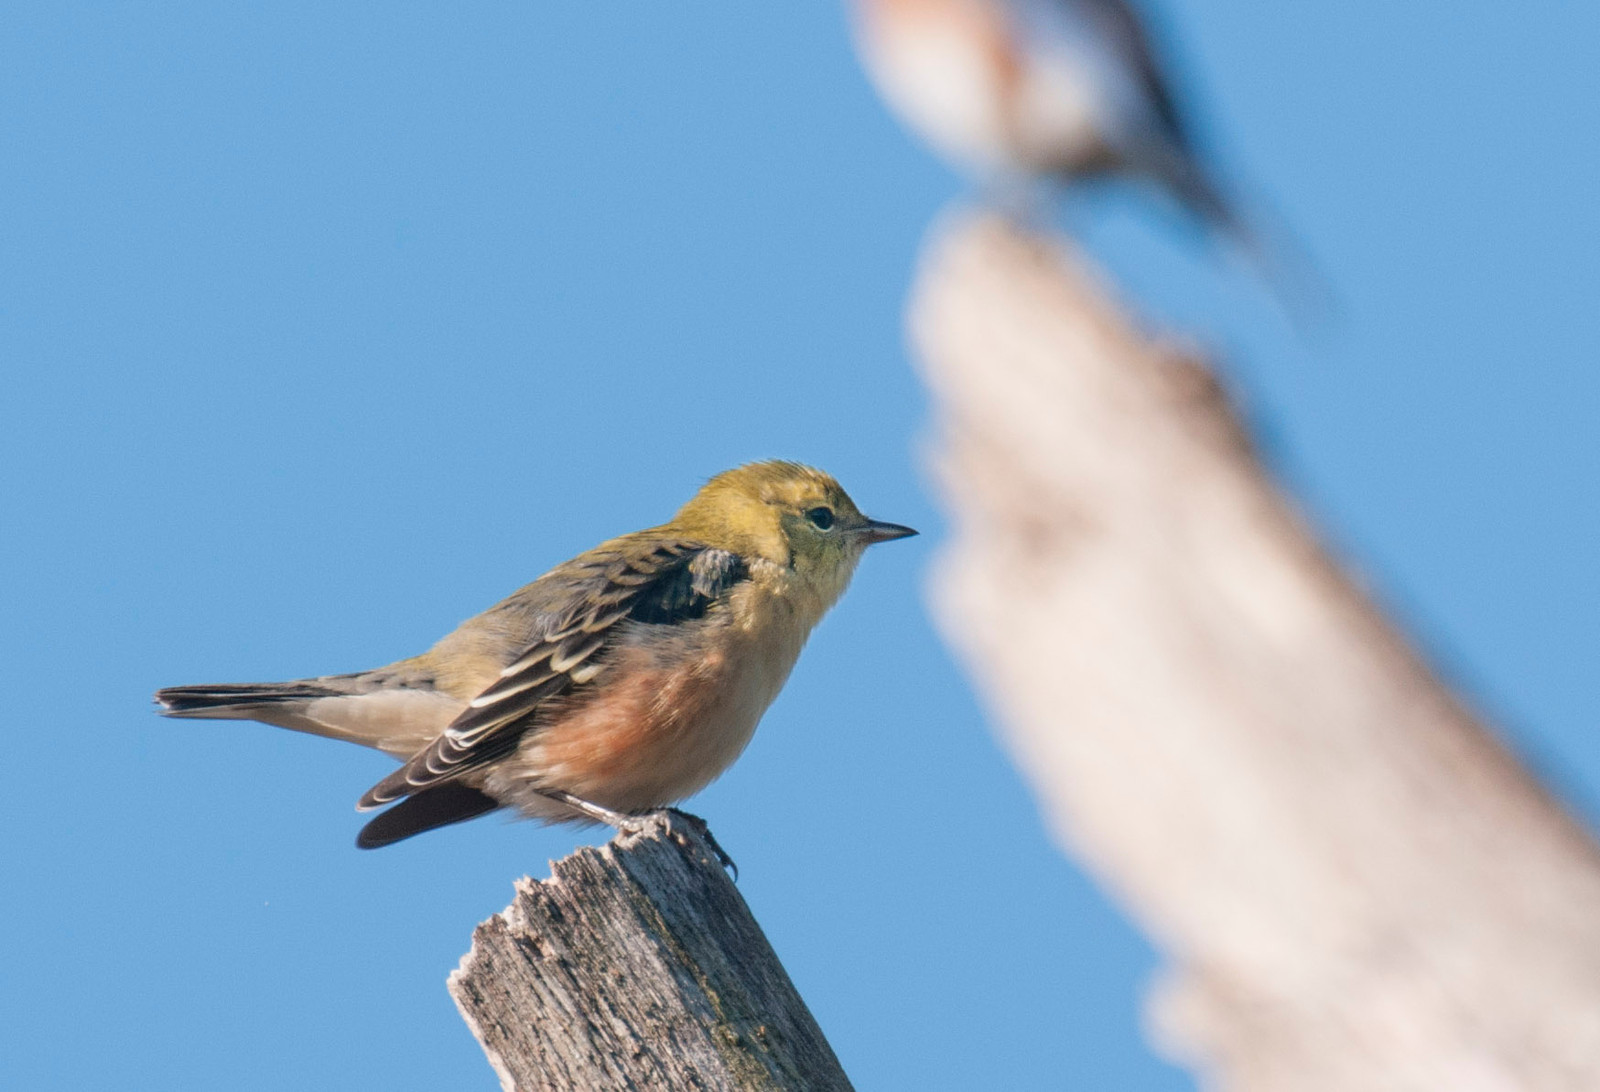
left=913, top=211, right=1600, bottom=1091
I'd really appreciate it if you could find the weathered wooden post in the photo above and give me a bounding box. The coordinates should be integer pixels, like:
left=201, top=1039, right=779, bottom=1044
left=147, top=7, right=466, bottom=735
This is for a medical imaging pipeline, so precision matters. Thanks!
left=450, top=814, right=853, bottom=1092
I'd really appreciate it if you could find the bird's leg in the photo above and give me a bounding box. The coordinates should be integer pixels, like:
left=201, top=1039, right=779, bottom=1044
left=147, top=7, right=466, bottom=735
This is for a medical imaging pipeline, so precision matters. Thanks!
left=537, top=788, right=639, bottom=828
left=535, top=790, right=738, bottom=879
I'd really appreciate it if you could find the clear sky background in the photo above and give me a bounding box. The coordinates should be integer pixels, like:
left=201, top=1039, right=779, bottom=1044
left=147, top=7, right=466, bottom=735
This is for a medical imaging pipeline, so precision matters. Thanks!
left=2, top=3, right=1596, bottom=1089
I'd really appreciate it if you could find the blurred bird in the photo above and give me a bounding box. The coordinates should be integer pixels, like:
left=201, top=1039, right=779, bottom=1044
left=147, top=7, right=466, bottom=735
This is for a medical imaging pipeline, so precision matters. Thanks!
left=848, top=0, right=1310, bottom=300
left=156, top=462, right=916, bottom=850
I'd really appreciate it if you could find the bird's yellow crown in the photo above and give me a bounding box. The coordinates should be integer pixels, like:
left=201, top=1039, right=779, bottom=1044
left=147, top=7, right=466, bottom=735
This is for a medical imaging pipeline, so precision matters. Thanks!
left=671, top=461, right=868, bottom=567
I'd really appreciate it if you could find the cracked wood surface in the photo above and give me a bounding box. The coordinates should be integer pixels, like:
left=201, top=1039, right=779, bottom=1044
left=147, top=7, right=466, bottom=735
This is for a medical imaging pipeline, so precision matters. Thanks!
left=450, top=815, right=852, bottom=1092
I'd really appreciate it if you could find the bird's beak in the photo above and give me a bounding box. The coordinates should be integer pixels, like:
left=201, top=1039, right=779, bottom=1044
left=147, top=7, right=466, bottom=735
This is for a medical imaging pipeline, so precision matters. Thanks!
left=854, top=518, right=918, bottom=545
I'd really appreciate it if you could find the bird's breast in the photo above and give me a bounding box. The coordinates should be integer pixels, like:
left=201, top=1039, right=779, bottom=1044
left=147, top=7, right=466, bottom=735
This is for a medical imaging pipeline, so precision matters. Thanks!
left=488, top=584, right=812, bottom=814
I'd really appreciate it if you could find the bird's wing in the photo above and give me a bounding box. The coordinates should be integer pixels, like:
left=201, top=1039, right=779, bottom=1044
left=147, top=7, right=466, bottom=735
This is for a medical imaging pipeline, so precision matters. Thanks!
left=357, top=539, right=747, bottom=809
left=1069, top=0, right=1193, bottom=149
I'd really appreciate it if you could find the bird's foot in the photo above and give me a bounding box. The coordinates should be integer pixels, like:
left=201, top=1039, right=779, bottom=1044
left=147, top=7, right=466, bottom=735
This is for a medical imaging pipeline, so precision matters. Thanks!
left=659, top=807, right=738, bottom=881
left=536, top=790, right=737, bottom=880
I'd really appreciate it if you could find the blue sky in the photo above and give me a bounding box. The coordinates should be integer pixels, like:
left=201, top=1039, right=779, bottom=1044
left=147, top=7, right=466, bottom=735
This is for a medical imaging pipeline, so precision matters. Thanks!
left=2, top=3, right=1595, bottom=1089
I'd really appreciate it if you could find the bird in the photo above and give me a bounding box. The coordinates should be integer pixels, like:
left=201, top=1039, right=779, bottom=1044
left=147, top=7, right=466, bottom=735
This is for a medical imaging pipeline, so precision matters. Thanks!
left=155, top=461, right=916, bottom=850
left=847, top=0, right=1305, bottom=296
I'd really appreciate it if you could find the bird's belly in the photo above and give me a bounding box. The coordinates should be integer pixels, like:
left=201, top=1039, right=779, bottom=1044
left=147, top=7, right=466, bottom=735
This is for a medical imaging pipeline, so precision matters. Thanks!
left=488, top=620, right=801, bottom=815
left=1011, top=45, right=1109, bottom=172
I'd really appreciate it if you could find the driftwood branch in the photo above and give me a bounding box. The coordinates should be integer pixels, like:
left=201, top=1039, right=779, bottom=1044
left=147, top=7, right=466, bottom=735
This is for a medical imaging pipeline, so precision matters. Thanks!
left=450, top=814, right=853, bottom=1092
left=912, top=211, right=1600, bottom=1090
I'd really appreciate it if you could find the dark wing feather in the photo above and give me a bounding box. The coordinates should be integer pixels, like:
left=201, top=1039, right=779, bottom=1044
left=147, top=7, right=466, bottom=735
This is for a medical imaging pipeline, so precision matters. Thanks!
left=355, top=783, right=501, bottom=849
left=631, top=545, right=746, bottom=624
left=1077, top=0, right=1194, bottom=149
left=357, top=540, right=747, bottom=810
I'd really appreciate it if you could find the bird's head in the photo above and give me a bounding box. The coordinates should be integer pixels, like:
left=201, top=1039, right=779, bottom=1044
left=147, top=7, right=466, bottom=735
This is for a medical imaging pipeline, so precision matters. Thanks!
left=672, top=461, right=916, bottom=604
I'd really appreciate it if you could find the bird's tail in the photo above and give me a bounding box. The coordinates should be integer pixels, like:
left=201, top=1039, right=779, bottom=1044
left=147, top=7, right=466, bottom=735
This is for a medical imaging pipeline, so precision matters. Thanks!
left=156, top=664, right=451, bottom=758
left=154, top=680, right=352, bottom=720
left=1169, top=159, right=1337, bottom=332
left=153, top=678, right=390, bottom=748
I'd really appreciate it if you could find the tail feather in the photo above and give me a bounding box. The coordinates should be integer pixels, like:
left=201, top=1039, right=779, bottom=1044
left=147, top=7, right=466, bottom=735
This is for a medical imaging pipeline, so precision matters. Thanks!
left=1165, top=159, right=1337, bottom=332
left=154, top=682, right=353, bottom=718
left=356, top=783, right=501, bottom=849
left=155, top=673, right=457, bottom=759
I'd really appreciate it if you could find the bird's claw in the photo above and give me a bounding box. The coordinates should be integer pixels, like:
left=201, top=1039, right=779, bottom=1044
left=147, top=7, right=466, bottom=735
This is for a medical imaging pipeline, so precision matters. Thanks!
left=659, top=807, right=738, bottom=881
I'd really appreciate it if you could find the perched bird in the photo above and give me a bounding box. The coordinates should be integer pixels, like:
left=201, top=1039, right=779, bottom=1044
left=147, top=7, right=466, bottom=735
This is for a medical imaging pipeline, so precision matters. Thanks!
left=848, top=0, right=1303, bottom=294
left=156, top=462, right=916, bottom=850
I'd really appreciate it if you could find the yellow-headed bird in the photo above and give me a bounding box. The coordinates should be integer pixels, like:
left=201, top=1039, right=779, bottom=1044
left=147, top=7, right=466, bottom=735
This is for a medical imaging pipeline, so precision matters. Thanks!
left=156, top=462, right=915, bottom=849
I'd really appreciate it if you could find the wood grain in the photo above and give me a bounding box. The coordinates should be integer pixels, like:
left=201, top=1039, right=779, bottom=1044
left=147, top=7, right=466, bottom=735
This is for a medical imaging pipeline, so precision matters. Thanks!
left=450, top=814, right=853, bottom=1091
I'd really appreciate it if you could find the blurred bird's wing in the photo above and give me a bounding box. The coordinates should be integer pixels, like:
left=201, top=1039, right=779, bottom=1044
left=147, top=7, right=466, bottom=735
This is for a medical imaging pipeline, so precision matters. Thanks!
left=357, top=539, right=747, bottom=810
left=1038, top=0, right=1333, bottom=322
left=1067, top=0, right=1194, bottom=149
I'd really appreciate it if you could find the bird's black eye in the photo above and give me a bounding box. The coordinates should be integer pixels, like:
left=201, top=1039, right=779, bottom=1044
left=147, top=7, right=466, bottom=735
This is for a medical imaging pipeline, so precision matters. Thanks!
left=805, top=506, right=835, bottom=531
